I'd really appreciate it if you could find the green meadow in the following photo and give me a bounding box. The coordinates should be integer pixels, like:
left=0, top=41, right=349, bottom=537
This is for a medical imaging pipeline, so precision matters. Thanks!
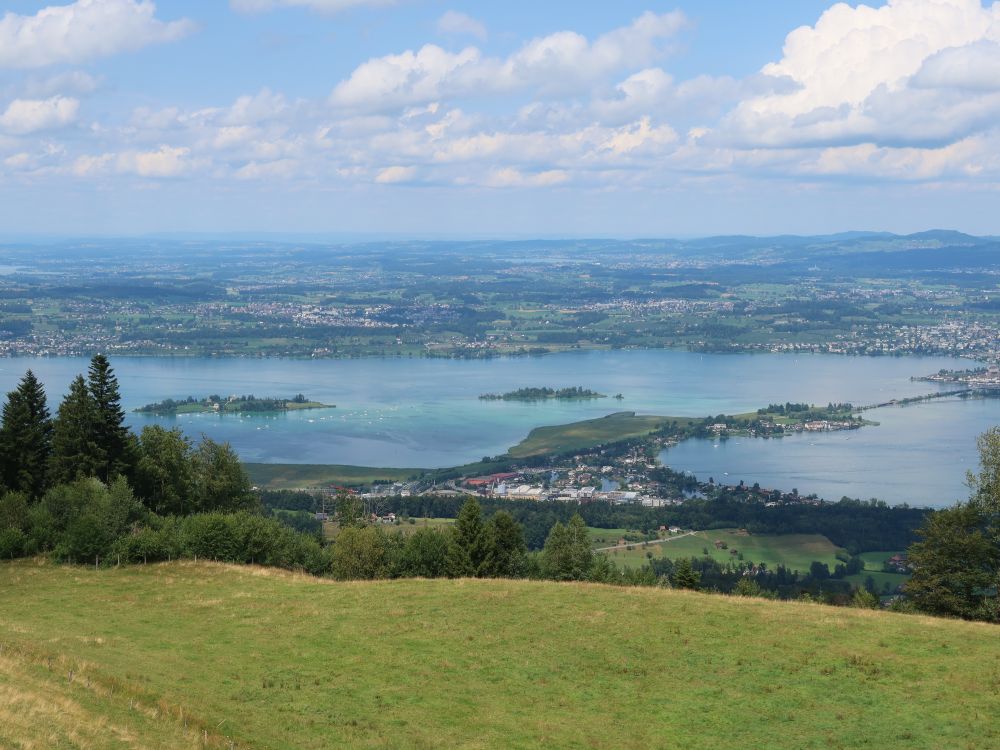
left=1, top=560, right=997, bottom=749
left=244, top=463, right=420, bottom=489
left=508, top=411, right=685, bottom=457
left=600, top=528, right=846, bottom=573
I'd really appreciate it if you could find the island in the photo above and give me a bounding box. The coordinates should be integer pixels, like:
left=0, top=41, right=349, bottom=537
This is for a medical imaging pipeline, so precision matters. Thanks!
left=479, top=386, right=607, bottom=402
left=135, top=393, right=333, bottom=415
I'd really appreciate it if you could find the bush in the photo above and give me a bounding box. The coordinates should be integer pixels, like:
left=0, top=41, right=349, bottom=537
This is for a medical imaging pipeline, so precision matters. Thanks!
left=0, top=527, right=26, bottom=559
left=183, top=514, right=239, bottom=561
left=111, top=527, right=175, bottom=564
left=332, top=526, right=399, bottom=580
left=399, top=528, right=451, bottom=578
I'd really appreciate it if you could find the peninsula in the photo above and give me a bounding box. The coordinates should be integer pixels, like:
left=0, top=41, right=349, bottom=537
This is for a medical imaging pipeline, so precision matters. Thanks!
left=135, top=393, right=333, bottom=416
left=915, top=364, right=1000, bottom=388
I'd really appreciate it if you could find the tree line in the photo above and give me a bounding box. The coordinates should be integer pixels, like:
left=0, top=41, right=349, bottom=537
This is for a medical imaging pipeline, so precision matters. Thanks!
left=262, top=490, right=928, bottom=555
left=327, top=493, right=671, bottom=587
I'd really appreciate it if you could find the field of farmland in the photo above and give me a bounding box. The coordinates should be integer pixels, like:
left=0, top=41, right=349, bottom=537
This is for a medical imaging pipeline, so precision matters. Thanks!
left=245, top=462, right=419, bottom=489
left=600, top=528, right=846, bottom=573
left=1, top=560, right=998, bottom=749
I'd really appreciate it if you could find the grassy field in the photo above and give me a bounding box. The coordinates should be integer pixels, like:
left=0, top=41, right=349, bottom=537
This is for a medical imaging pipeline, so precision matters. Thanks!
left=847, top=551, right=911, bottom=594
left=586, top=527, right=635, bottom=546
left=1, top=561, right=998, bottom=749
left=508, top=411, right=687, bottom=457
left=600, top=529, right=846, bottom=573
left=245, top=463, right=421, bottom=489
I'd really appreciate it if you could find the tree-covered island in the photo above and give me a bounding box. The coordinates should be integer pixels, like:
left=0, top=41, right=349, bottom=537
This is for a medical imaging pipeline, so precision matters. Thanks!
left=136, top=393, right=333, bottom=415
left=479, top=386, right=609, bottom=402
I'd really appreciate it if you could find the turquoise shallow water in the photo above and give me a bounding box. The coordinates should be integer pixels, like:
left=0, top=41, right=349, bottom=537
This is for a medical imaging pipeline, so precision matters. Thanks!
left=0, top=351, right=990, bottom=506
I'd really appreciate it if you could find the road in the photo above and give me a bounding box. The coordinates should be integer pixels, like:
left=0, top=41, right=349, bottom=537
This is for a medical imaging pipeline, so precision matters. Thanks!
left=595, top=530, right=698, bottom=553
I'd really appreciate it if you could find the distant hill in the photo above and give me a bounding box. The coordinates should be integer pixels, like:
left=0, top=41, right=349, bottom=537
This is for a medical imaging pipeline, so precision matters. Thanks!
left=0, top=560, right=997, bottom=749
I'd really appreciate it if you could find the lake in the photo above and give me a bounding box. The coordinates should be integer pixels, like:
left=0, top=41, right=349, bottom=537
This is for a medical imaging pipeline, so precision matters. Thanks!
left=0, top=350, right=991, bottom=506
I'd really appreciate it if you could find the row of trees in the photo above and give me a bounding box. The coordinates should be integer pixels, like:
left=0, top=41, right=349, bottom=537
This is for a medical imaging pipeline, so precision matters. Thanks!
left=0, top=478, right=328, bottom=573
left=328, top=496, right=688, bottom=589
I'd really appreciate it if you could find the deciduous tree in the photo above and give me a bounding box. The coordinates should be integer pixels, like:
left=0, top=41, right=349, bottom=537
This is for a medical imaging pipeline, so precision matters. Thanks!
left=191, top=438, right=256, bottom=513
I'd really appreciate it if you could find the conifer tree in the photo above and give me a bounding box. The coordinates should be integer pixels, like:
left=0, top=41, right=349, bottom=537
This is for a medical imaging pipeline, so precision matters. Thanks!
left=0, top=370, right=53, bottom=498
left=453, top=497, right=489, bottom=573
left=444, top=538, right=474, bottom=578
left=540, top=514, right=594, bottom=581
left=672, top=558, right=701, bottom=590
left=87, top=355, right=132, bottom=481
left=565, top=513, right=594, bottom=576
left=48, top=375, right=102, bottom=485
left=541, top=521, right=573, bottom=580
left=480, top=511, right=528, bottom=578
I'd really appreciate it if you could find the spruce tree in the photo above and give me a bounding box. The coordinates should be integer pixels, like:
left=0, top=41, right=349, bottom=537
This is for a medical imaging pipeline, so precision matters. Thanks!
left=541, top=521, right=573, bottom=580
left=87, top=355, right=132, bottom=482
left=542, top=514, right=594, bottom=581
left=672, top=558, right=701, bottom=590
left=480, top=511, right=528, bottom=578
left=0, top=370, right=53, bottom=498
left=49, top=375, right=102, bottom=485
left=453, top=497, right=489, bottom=573
left=565, top=514, right=594, bottom=578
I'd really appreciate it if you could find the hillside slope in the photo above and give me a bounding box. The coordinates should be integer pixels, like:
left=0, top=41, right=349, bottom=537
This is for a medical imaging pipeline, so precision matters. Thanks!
left=0, top=561, right=997, bottom=749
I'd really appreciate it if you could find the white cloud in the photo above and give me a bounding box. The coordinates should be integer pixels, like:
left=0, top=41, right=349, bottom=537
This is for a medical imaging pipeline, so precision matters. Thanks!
left=0, top=96, right=79, bottom=135
left=600, top=117, right=677, bottom=155
left=375, top=165, right=417, bottom=183
left=117, top=145, right=199, bottom=177
left=330, top=11, right=687, bottom=111
left=230, top=0, right=394, bottom=13
left=481, top=167, right=568, bottom=188
left=222, top=89, right=290, bottom=125
left=913, top=41, right=1000, bottom=91
left=331, top=45, right=483, bottom=110
left=235, top=158, right=301, bottom=180
left=72, top=152, right=114, bottom=177
left=719, top=0, right=1000, bottom=148
left=0, top=0, right=196, bottom=69
left=4, top=152, right=34, bottom=170
left=22, top=71, right=101, bottom=98
left=437, top=11, right=487, bottom=41
left=17, top=0, right=1000, bottom=196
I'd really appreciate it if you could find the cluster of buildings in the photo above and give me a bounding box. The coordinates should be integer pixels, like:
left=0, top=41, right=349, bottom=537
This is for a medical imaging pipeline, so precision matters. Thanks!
left=919, top=364, right=1000, bottom=388
left=739, top=321, right=1000, bottom=361
left=459, top=466, right=682, bottom=507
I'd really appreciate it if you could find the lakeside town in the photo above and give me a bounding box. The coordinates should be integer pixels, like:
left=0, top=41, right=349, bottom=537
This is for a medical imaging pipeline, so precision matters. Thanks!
left=354, top=434, right=830, bottom=510
left=916, top=364, right=1000, bottom=388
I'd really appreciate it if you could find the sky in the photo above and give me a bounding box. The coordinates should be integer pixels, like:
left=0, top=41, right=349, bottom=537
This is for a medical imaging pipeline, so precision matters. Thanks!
left=1, top=0, right=1000, bottom=238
